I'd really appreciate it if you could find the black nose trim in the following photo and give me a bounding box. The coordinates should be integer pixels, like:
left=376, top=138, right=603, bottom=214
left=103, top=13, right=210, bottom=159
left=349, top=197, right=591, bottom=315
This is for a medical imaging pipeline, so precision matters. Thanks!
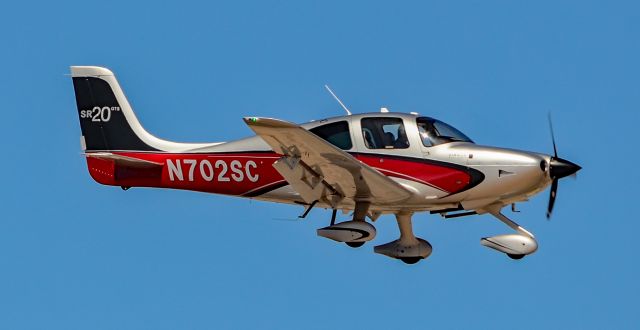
left=550, top=157, right=581, bottom=179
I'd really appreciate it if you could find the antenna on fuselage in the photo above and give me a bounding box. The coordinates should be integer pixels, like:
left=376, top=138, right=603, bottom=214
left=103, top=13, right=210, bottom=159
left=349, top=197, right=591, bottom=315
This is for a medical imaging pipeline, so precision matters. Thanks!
left=324, top=85, right=352, bottom=116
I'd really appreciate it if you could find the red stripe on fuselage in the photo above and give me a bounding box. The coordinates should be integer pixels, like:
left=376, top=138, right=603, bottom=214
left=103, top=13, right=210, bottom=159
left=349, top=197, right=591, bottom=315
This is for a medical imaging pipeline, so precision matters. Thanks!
left=85, top=151, right=473, bottom=196
left=354, top=154, right=471, bottom=194
left=87, top=152, right=283, bottom=195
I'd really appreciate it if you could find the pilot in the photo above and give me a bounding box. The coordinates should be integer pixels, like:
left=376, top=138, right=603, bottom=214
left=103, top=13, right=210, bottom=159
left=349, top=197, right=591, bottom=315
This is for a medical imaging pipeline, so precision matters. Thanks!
left=394, top=125, right=409, bottom=148
left=418, top=124, right=434, bottom=147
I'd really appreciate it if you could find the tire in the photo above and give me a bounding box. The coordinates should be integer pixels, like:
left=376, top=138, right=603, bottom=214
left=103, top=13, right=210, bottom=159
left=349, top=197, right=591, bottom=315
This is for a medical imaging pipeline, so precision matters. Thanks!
left=507, top=253, right=525, bottom=260
left=400, top=257, right=422, bottom=264
left=346, top=241, right=365, bottom=248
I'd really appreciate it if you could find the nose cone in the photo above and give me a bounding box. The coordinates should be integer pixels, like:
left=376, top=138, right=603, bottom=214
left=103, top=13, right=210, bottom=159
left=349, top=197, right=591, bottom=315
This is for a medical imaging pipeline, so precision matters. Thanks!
left=550, top=157, right=581, bottom=179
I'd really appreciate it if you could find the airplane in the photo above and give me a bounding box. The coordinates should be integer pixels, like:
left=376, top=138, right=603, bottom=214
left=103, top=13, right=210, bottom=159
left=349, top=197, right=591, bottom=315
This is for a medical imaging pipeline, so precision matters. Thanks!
left=70, top=66, right=581, bottom=264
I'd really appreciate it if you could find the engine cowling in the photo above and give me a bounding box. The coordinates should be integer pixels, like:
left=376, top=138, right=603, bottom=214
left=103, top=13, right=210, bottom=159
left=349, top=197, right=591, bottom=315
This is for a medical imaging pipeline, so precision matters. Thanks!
left=480, top=234, right=538, bottom=256
left=317, top=220, right=376, bottom=243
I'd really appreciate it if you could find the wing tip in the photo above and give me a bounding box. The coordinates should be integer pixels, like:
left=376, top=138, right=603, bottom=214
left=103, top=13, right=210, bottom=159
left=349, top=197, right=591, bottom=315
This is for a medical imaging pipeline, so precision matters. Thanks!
left=243, top=117, right=298, bottom=129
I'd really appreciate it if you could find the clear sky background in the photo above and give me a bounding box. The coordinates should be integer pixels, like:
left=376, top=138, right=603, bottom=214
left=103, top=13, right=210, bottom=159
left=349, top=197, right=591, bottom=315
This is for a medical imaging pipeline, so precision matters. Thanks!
left=0, top=0, right=638, bottom=329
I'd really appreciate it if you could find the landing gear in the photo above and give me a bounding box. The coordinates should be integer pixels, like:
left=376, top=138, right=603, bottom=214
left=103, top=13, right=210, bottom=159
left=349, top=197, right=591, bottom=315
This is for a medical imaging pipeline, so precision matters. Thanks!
left=400, top=257, right=422, bottom=264
left=317, top=202, right=376, bottom=245
left=317, top=206, right=432, bottom=263
left=374, top=212, right=432, bottom=264
left=480, top=208, right=538, bottom=259
left=346, top=242, right=365, bottom=248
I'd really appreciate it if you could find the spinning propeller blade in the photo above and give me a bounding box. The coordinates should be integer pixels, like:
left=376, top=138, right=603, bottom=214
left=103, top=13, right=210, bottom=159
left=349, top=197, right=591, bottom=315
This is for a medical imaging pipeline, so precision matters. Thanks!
left=545, top=114, right=581, bottom=219
left=548, top=113, right=558, bottom=158
left=546, top=179, right=558, bottom=219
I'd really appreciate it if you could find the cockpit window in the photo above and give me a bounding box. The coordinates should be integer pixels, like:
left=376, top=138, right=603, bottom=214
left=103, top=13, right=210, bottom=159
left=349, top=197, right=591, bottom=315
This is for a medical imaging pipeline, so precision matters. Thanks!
left=361, top=117, right=409, bottom=149
left=417, top=117, right=473, bottom=147
left=309, top=121, right=353, bottom=150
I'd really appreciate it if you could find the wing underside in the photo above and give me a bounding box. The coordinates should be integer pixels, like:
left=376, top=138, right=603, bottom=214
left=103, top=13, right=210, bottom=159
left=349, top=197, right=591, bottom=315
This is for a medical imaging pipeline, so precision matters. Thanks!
left=243, top=117, right=413, bottom=207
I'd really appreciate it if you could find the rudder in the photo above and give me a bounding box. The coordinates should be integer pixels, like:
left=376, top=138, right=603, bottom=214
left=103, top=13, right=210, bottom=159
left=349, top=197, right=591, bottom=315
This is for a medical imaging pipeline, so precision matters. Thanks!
left=71, top=66, right=158, bottom=152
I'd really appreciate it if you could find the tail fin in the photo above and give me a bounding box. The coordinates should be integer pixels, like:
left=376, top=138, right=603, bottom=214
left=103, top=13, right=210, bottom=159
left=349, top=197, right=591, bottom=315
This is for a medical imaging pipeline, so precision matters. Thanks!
left=71, top=66, right=160, bottom=152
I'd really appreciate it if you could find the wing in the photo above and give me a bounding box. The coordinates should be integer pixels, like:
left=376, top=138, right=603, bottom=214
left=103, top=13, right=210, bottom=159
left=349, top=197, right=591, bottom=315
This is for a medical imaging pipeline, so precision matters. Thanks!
left=244, top=117, right=414, bottom=206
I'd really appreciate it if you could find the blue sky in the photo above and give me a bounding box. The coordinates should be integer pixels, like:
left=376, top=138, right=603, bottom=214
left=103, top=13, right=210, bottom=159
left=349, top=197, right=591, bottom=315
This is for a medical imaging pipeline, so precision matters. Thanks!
left=0, top=0, right=638, bottom=329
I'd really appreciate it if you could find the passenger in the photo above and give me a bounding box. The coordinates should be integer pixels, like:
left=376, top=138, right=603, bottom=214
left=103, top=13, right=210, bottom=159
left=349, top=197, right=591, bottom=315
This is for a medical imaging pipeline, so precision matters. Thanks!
left=384, top=132, right=396, bottom=148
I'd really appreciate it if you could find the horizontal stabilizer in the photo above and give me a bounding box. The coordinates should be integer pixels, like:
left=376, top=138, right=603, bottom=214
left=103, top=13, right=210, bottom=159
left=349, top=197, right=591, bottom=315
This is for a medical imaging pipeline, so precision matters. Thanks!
left=85, top=152, right=163, bottom=168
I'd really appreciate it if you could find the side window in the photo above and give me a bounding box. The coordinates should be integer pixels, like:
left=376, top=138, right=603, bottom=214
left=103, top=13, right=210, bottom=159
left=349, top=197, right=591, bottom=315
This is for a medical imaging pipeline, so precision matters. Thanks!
left=309, top=121, right=353, bottom=150
left=361, top=117, right=409, bottom=149
left=417, top=119, right=434, bottom=147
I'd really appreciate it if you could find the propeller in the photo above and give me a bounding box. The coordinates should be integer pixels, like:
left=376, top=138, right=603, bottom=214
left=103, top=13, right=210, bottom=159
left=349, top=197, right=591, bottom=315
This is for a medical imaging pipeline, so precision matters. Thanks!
left=546, top=114, right=582, bottom=219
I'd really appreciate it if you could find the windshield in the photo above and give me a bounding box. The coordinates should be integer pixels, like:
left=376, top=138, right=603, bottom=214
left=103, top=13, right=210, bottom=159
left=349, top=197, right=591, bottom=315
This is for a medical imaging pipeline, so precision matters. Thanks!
left=416, top=117, right=473, bottom=147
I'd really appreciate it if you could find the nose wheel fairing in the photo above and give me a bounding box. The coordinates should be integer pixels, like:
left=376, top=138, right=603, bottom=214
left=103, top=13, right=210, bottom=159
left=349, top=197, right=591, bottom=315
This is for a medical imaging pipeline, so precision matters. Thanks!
left=480, top=234, right=538, bottom=257
left=478, top=207, right=539, bottom=259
